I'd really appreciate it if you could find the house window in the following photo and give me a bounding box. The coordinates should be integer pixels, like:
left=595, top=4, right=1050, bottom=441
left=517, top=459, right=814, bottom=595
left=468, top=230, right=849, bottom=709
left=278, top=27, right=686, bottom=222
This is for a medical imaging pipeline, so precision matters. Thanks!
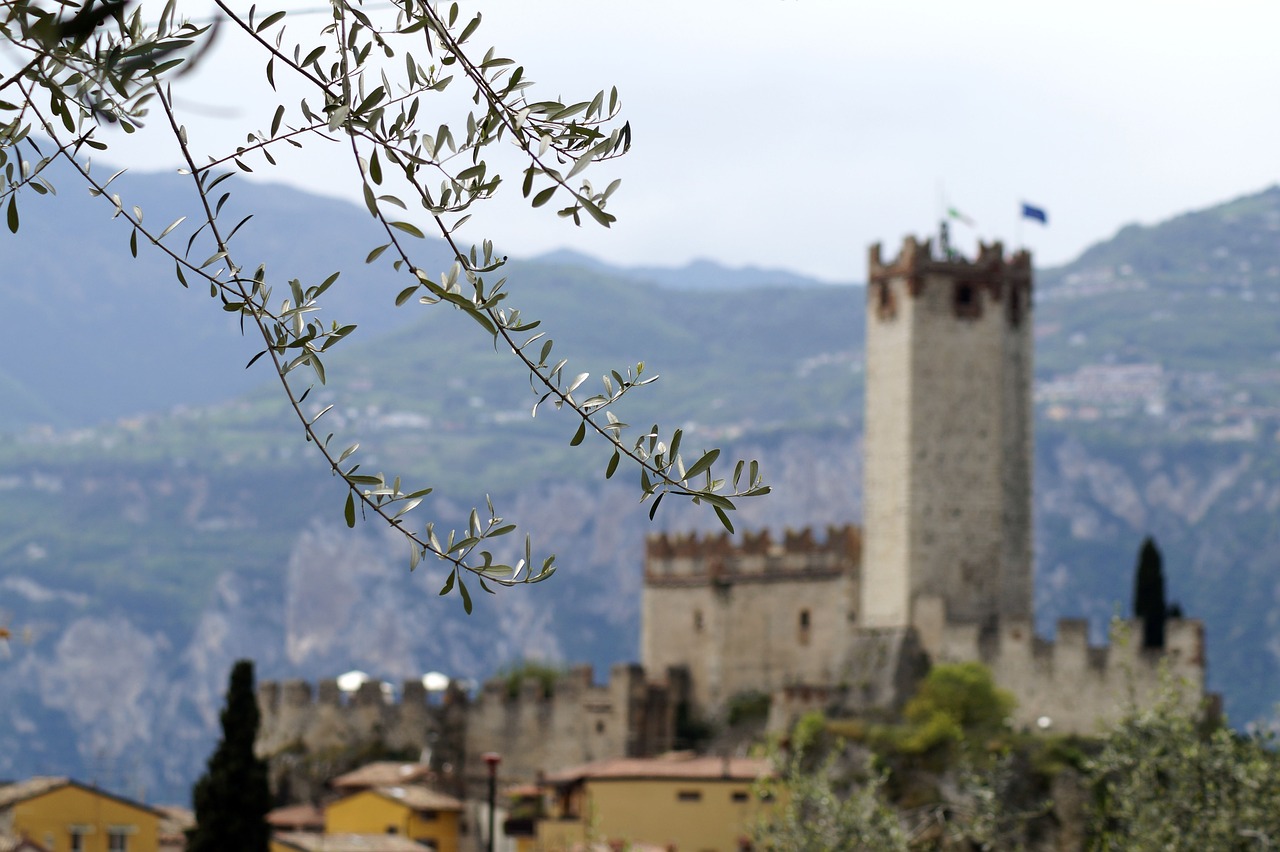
left=798, top=609, right=811, bottom=646
left=595, top=720, right=605, bottom=734
left=108, top=830, right=129, bottom=852
left=731, top=790, right=750, bottom=803
left=677, top=790, right=702, bottom=802
left=69, top=830, right=87, bottom=852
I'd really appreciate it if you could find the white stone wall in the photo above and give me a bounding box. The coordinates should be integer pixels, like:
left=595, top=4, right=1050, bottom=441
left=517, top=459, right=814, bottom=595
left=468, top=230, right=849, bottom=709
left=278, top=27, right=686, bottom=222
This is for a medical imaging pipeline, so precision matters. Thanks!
left=644, top=573, right=858, bottom=717
left=862, top=275, right=914, bottom=628
left=934, top=614, right=1206, bottom=734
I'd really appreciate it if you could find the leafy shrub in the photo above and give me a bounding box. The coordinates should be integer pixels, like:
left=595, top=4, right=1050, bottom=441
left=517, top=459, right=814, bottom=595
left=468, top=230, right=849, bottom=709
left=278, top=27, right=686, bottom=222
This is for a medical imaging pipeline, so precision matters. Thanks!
left=726, top=690, right=772, bottom=726
left=498, top=660, right=564, bottom=699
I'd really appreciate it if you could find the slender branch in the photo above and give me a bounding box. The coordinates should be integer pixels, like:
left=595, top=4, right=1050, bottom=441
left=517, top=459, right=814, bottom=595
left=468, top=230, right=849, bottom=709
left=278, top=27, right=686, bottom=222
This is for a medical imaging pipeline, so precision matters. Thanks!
left=211, top=1, right=332, bottom=94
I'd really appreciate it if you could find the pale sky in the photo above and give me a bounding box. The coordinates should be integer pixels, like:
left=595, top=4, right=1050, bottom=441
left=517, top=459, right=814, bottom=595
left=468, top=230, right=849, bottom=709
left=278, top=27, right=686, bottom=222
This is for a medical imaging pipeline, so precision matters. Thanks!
left=57, top=1, right=1280, bottom=281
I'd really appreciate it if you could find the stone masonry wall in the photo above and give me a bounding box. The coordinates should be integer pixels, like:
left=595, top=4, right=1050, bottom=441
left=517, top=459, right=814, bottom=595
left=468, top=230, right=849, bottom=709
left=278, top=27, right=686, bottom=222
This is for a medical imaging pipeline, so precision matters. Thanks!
left=919, top=595, right=1207, bottom=733
left=863, top=238, right=1034, bottom=636
left=642, top=527, right=861, bottom=718
left=259, top=664, right=685, bottom=799
left=461, top=663, right=683, bottom=794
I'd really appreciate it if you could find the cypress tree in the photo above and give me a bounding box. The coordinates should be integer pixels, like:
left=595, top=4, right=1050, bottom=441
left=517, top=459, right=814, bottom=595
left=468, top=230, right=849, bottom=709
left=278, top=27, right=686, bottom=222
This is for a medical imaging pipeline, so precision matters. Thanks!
left=188, top=659, right=271, bottom=852
left=1132, top=536, right=1167, bottom=649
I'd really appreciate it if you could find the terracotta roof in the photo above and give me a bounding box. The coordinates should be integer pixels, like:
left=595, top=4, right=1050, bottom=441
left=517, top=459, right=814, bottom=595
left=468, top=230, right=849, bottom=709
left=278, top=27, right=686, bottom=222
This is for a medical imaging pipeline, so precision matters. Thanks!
left=266, top=803, right=325, bottom=830
left=0, top=778, right=161, bottom=818
left=0, top=834, right=51, bottom=852
left=331, top=762, right=431, bottom=790
left=369, top=785, right=463, bottom=812
left=272, top=833, right=434, bottom=852
left=0, top=778, right=69, bottom=809
left=155, top=804, right=195, bottom=840
left=545, top=754, right=772, bottom=785
left=504, top=784, right=543, bottom=798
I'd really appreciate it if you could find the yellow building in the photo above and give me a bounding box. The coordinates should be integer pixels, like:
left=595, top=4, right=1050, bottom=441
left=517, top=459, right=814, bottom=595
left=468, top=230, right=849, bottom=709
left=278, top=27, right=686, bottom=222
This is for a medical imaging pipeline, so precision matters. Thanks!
left=0, top=778, right=160, bottom=852
left=535, top=754, right=772, bottom=852
left=324, top=785, right=462, bottom=852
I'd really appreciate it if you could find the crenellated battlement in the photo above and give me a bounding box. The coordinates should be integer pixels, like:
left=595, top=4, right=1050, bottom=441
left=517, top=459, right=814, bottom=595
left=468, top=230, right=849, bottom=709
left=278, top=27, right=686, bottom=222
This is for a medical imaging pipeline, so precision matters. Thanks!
left=917, top=596, right=1208, bottom=733
left=258, top=677, right=466, bottom=715
left=867, top=236, right=1032, bottom=290
left=255, top=674, right=470, bottom=801
left=464, top=662, right=688, bottom=797
left=866, top=236, right=1032, bottom=326
left=644, top=524, right=861, bottom=587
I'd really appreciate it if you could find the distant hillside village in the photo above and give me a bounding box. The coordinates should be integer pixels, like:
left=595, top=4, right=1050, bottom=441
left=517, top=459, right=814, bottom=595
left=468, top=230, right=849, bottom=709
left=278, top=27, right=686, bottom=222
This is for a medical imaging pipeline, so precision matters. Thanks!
left=3, top=237, right=1208, bottom=851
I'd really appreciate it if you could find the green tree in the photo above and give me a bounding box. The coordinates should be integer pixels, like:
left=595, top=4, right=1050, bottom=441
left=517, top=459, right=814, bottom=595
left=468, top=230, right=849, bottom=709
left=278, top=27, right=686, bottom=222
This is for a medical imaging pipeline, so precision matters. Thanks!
left=1088, top=685, right=1280, bottom=850
left=1132, top=536, right=1166, bottom=649
left=898, top=661, right=1016, bottom=755
left=0, top=1, right=767, bottom=607
left=754, top=727, right=908, bottom=852
left=188, top=659, right=271, bottom=852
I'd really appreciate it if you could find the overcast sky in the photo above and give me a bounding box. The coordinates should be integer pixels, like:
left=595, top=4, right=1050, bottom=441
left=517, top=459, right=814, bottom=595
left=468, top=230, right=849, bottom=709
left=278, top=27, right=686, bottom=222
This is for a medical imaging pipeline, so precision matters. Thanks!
left=71, top=1, right=1280, bottom=281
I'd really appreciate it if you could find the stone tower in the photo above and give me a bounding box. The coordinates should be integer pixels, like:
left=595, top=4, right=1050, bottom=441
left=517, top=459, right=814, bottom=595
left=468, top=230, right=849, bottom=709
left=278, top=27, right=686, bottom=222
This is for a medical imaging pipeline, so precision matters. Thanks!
left=861, top=237, right=1033, bottom=650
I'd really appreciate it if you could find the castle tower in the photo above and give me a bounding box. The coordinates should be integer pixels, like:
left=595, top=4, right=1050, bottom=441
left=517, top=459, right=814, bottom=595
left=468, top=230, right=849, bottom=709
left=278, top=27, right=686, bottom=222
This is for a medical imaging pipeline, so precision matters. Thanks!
left=861, top=237, right=1033, bottom=646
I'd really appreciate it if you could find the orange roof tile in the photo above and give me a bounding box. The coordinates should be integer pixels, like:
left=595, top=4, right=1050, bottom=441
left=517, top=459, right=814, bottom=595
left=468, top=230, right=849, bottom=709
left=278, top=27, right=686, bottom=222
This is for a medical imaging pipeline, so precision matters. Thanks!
left=369, top=785, right=463, bottom=812
left=0, top=778, right=161, bottom=818
left=545, top=754, right=771, bottom=785
left=0, top=778, right=69, bottom=809
left=331, top=762, right=431, bottom=790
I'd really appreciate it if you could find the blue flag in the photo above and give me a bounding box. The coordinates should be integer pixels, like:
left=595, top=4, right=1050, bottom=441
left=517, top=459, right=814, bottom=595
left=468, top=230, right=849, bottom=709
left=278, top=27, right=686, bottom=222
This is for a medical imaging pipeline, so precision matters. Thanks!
left=1021, top=202, right=1048, bottom=224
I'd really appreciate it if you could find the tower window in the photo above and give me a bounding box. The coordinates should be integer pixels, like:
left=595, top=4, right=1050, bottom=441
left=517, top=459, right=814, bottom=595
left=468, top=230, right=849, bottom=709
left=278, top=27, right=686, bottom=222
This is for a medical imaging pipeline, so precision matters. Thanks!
left=693, top=609, right=704, bottom=632
left=875, top=280, right=896, bottom=319
left=1007, top=284, right=1024, bottom=326
left=953, top=281, right=982, bottom=318
left=798, top=609, right=811, bottom=646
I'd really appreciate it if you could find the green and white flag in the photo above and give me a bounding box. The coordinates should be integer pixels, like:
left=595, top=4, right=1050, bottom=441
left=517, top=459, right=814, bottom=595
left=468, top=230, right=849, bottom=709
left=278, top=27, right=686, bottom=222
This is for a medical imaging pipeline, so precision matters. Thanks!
left=947, top=206, right=976, bottom=227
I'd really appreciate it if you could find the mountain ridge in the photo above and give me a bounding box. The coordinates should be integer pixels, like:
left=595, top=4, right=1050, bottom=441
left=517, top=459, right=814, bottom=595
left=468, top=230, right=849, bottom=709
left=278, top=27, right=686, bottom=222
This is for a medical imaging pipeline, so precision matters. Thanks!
left=2, top=169, right=1279, bottom=802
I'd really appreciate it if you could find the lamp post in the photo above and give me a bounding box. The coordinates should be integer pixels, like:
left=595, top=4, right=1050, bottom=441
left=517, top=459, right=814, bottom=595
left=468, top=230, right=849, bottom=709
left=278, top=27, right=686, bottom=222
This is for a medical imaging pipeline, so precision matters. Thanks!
left=482, top=752, right=501, bottom=852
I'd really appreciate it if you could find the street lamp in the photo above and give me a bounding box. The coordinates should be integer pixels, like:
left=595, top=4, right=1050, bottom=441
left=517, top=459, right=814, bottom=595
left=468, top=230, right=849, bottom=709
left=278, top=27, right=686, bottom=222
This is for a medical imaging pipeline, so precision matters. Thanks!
left=482, top=752, right=501, bottom=852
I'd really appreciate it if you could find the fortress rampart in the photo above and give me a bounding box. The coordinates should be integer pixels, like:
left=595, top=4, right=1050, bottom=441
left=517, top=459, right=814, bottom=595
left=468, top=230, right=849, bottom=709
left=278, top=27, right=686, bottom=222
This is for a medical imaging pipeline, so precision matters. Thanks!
left=644, top=525, right=861, bottom=586
left=256, top=677, right=468, bottom=758
left=643, top=526, right=863, bottom=717
left=463, top=663, right=687, bottom=793
left=643, top=521, right=1208, bottom=737
left=257, top=663, right=688, bottom=799
left=922, top=601, right=1207, bottom=732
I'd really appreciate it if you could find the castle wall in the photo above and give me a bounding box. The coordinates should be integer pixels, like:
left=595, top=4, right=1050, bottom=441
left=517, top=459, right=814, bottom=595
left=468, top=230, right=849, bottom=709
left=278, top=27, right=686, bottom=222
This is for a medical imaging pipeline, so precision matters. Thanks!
left=863, top=238, right=1033, bottom=637
left=258, top=664, right=683, bottom=800
left=462, top=663, right=683, bottom=794
left=257, top=678, right=464, bottom=760
left=256, top=677, right=469, bottom=801
left=930, top=610, right=1206, bottom=734
left=999, top=271, right=1035, bottom=621
left=642, top=527, right=861, bottom=717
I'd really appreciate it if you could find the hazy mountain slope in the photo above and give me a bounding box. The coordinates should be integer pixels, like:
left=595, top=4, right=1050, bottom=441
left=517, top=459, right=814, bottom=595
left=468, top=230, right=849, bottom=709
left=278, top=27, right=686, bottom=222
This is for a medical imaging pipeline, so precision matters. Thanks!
left=0, top=158, right=454, bottom=429
left=2, top=175, right=1280, bottom=802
